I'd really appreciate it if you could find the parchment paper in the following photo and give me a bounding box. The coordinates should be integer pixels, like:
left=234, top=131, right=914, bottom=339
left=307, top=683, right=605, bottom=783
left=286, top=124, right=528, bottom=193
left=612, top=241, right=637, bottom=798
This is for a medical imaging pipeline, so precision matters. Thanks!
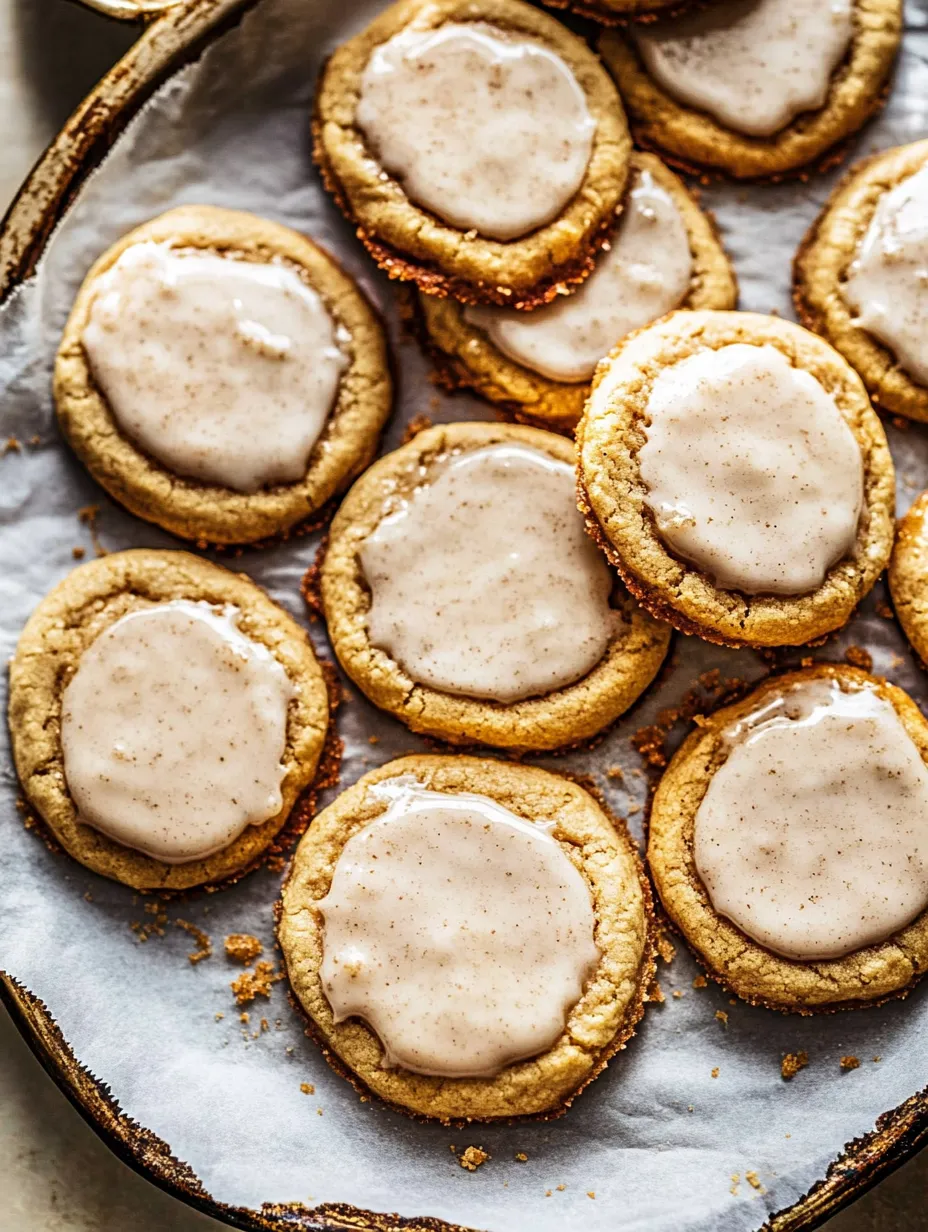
left=2, top=2, right=928, bottom=1228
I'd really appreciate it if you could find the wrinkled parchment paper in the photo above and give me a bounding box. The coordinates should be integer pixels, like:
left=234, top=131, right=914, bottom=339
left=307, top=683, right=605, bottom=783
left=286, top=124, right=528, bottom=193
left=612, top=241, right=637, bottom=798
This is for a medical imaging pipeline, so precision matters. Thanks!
left=2, top=2, right=928, bottom=1228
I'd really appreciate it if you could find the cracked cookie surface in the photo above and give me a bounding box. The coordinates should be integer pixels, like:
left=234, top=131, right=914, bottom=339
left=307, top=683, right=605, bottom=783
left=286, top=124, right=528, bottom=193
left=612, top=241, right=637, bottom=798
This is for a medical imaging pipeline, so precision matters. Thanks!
left=8, top=549, right=329, bottom=891
left=648, top=665, right=928, bottom=1011
left=319, top=421, right=671, bottom=751
left=598, top=0, right=902, bottom=180
left=279, top=754, right=654, bottom=1120
left=795, top=139, right=928, bottom=424
left=414, top=152, right=736, bottom=431
left=576, top=310, right=895, bottom=649
left=314, top=0, right=631, bottom=307
left=54, top=205, right=392, bottom=545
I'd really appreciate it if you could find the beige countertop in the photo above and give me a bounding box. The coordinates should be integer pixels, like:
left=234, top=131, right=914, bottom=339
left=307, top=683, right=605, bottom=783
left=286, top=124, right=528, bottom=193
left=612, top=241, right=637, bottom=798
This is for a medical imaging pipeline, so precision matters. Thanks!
left=0, top=2, right=924, bottom=1229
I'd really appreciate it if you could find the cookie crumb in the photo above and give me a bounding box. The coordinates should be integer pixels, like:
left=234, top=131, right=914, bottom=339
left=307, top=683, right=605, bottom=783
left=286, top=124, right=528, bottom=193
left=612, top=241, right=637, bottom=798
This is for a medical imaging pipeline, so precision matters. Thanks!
left=459, top=1146, right=489, bottom=1172
left=317, top=1108, right=324, bottom=1116
left=876, top=600, right=894, bottom=620
left=175, top=919, right=212, bottom=964
left=781, top=1051, right=809, bottom=1080
left=214, top=1012, right=224, bottom=1021
left=77, top=504, right=107, bottom=557
left=711, top=1067, right=720, bottom=1079
left=672, top=989, right=684, bottom=999
left=840, top=1055, right=860, bottom=1071
left=648, top=980, right=665, bottom=1004
left=872, top=1055, right=882, bottom=1063
left=844, top=645, right=873, bottom=671
left=556, top=1183, right=566, bottom=1191
left=606, top=766, right=624, bottom=782
left=224, top=933, right=263, bottom=965
left=239, top=1012, right=249, bottom=1024
left=715, top=1010, right=729, bottom=1027
left=402, top=414, right=433, bottom=443
left=730, top=1174, right=740, bottom=1196
left=587, top=1191, right=595, bottom=1199
left=692, top=975, right=708, bottom=989
left=3, top=435, right=21, bottom=454
left=231, top=960, right=282, bottom=1005
left=72, top=546, right=85, bottom=560
left=745, top=1171, right=765, bottom=1193
left=301, top=1083, right=315, bottom=1095
left=656, top=929, right=676, bottom=963
left=515, top=1152, right=528, bottom=1162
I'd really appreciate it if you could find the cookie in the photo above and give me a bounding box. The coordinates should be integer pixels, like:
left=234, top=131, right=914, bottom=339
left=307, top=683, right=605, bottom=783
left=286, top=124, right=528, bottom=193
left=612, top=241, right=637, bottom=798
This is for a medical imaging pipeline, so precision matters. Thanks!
left=314, top=0, right=631, bottom=307
left=599, top=0, right=902, bottom=180
left=414, top=152, right=736, bottom=431
left=54, top=205, right=392, bottom=544
left=279, top=755, right=654, bottom=1121
left=577, top=310, right=895, bottom=648
left=648, top=665, right=928, bottom=1011
left=540, top=0, right=711, bottom=24
left=319, top=421, right=671, bottom=751
left=8, top=549, right=329, bottom=891
left=795, top=139, right=928, bottom=424
left=889, top=489, right=928, bottom=664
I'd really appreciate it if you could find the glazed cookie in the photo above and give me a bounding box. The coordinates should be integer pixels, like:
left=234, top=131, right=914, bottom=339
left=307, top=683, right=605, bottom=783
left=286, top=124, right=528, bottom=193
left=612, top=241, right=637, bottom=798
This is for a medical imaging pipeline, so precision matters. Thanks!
left=795, top=139, right=928, bottom=424
left=279, top=755, right=654, bottom=1121
left=415, top=152, right=736, bottom=431
left=8, top=549, right=329, bottom=891
left=54, top=205, right=392, bottom=544
left=648, top=665, right=928, bottom=1011
left=889, top=489, right=928, bottom=664
left=319, top=421, right=670, bottom=751
left=599, top=0, right=902, bottom=180
left=577, top=310, right=895, bottom=648
left=541, top=0, right=711, bottom=24
left=314, top=0, right=631, bottom=307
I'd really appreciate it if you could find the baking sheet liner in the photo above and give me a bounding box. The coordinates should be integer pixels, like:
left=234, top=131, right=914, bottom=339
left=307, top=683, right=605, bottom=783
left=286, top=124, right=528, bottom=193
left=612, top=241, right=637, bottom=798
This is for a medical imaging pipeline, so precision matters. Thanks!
left=1, top=1, right=928, bottom=1228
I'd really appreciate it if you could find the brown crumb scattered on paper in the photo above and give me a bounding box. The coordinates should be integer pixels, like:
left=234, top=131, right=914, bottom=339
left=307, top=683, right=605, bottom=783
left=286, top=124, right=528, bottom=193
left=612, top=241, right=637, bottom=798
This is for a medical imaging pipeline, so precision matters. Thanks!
left=647, top=980, right=665, bottom=1004
left=317, top=1108, right=323, bottom=1116
left=3, top=435, right=21, bottom=454
left=606, top=766, right=624, bottom=783
left=840, top=1055, right=860, bottom=1071
left=556, top=1184, right=566, bottom=1191
left=231, top=960, right=283, bottom=1005
left=892, top=415, right=911, bottom=431
left=72, top=546, right=85, bottom=560
left=693, top=975, right=708, bottom=989
left=876, top=600, right=894, bottom=619
left=781, top=1051, right=809, bottom=1080
left=459, top=1146, right=489, bottom=1172
left=587, top=1191, right=596, bottom=1200
left=402, top=414, right=433, bottom=444
left=545, top=1190, right=552, bottom=1198
left=672, top=990, right=684, bottom=999
left=77, top=504, right=107, bottom=557
left=745, top=1171, right=765, bottom=1194
left=715, top=1011, right=729, bottom=1027
left=872, top=1055, right=882, bottom=1063
left=844, top=645, right=873, bottom=671
left=175, top=919, right=212, bottom=964
left=711, top=1067, right=720, bottom=1079
left=301, top=1083, right=315, bottom=1095
left=632, top=675, right=746, bottom=769
left=515, top=1152, right=528, bottom=1162
left=224, top=933, right=263, bottom=965
left=656, top=923, right=676, bottom=964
